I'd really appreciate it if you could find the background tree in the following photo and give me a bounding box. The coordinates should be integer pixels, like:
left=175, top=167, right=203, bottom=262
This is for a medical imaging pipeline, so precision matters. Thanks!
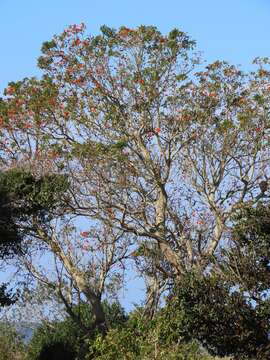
left=0, top=168, right=42, bottom=309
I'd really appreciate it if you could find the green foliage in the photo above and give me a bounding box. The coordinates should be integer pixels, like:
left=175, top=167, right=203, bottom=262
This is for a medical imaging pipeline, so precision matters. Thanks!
left=100, top=25, right=116, bottom=38
left=27, top=302, right=215, bottom=360
left=41, top=40, right=57, bottom=53
left=89, top=308, right=214, bottom=360
left=27, top=320, right=78, bottom=360
left=0, top=322, right=27, bottom=360
left=0, top=180, right=22, bottom=257
left=0, top=284, right=18, bottom=307
left=0, top=168, right=69, bottom=221
left=229, top=203, right=270, bottom=295
left=71, top=139, right=128, bottom=162
left=101, top=300, right=127, bottom=328
left=169, top=272, right=268, bottom=359
left=27, top=301, right=126, bottom=360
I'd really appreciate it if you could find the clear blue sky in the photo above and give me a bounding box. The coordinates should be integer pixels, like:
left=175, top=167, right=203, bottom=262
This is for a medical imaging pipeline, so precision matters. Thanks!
left=1, top=0, right=270, bottom=93
left=1, top=0, right=270, bottom=310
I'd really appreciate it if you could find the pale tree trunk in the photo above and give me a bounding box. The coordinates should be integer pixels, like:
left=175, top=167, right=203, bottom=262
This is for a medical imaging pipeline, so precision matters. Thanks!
left=71, top=271, right=107, bottom=335
left=144, top=271, right=164, bottom=319
left=155, top=187, right=183, bottom=275
left=38, top=228, right=108, bottom=335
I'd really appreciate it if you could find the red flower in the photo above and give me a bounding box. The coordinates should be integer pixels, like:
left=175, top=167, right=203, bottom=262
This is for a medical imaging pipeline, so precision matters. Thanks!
left=73, top=77, right=85, bottom=85
left=91, top=78, right=101, bottom=88
left=154, top=127, right=161, bottom=134
left=255, top=127, right=262, bottom=133
left=197, top=219, right=205, bottom=225
left=80, top=231, right=90, bottom=238
left=16, top=99, right=24, bottom=106
left=73, top=39, right=81, bottom=46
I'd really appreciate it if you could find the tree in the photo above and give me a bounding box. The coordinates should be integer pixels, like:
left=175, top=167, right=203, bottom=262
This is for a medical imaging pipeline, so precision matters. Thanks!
left=1, top=24, right=270, bottom=318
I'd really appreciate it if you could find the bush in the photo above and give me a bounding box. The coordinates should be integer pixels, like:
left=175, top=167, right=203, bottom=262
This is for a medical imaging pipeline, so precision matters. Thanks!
left=168, top=271, right=270, bottom=360
left=27, top=300, right=126, bottom=360
left=0, top=322, right=27, bottom=360
left=26, top=320, right=78, bottom=360
left=88, top=308, right=214, bottom=360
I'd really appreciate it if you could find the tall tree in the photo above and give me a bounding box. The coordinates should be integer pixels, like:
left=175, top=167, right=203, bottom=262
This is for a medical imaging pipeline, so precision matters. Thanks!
left=0, top=24, right=270, bottom=313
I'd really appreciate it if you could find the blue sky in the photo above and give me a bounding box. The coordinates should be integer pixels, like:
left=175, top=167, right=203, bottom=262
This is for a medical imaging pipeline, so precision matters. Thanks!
left=1, top=0, right=270, bottom=310
left=1, top=0, right=270, bottom=93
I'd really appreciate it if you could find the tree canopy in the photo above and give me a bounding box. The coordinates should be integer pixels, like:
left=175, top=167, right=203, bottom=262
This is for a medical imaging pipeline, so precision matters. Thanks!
left=0, top=23, right=270, bottom=359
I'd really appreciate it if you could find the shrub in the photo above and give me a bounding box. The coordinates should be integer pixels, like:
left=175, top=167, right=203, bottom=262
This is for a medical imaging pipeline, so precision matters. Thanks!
left=0, top=322, right=27, bottom=360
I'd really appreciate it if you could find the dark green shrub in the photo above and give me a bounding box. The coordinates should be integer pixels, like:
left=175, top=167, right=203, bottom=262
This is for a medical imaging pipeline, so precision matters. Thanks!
left=27, top=300, right=126, bottom=360
left=0, top=322, right=27, bottom=360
